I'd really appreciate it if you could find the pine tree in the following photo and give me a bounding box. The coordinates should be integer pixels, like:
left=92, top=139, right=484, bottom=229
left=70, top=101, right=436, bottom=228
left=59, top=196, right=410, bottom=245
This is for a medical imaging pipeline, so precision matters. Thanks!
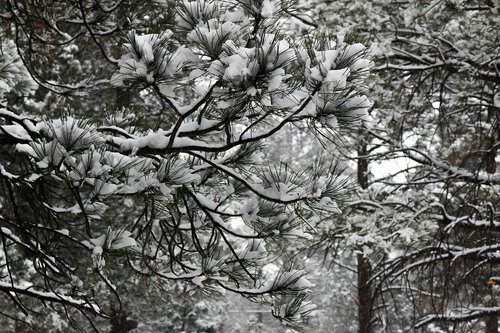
left=302, top=0, right=500, bottom=331
left=0, top=0, right=371, bottom=330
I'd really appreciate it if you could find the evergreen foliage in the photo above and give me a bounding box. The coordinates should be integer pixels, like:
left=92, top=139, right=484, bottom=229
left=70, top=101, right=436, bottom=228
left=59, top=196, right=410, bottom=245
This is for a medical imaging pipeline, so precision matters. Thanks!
left=0, top=0, right=370, bottom=331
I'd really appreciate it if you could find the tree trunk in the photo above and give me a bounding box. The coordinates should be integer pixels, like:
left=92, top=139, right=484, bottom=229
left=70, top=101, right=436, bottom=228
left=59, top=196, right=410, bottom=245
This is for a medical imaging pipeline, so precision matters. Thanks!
left=357, top=132, right=374, bottom=333
left=357, top=254, right=374, bottom=333
left=357, top=133, right=369, bottom=190
left=485, top=316, right=498, bottom=333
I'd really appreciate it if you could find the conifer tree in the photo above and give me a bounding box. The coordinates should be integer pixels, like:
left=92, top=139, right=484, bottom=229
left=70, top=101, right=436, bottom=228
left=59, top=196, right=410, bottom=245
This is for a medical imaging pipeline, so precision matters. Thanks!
left=301, top=0, right=499, bottom=331
left=0, top=0, right=371, bottom=330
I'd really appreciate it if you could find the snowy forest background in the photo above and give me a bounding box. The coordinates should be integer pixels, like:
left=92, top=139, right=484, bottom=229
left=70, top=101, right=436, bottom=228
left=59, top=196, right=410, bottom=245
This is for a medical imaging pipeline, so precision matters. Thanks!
left=0, top=0, right=499, bottom=332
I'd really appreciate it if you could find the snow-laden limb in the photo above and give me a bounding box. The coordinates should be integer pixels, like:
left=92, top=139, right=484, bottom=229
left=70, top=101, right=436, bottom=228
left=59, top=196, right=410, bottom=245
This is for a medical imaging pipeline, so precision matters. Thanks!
left=368, top=129, right=500, bottom=186
left=0, top=106, right=361, bottom=330
left=0, top=281, right=105, bottom=316
left=0, top=0, right=372, bottom=329
left=416, top=306, right=500, bottom=328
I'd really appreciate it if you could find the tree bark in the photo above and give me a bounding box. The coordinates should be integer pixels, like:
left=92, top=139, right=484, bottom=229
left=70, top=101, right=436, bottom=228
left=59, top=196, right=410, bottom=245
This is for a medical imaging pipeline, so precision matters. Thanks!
left=485, top=316, right=498, bottom=333
left=357, top=254, right=374, bottom=333
left=356, top=133, right=374, bottom=333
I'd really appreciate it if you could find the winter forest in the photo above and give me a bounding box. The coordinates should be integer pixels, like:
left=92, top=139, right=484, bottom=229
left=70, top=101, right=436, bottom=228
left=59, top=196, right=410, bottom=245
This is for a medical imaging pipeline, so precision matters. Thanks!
left=0, top=0, right=499, bottom=332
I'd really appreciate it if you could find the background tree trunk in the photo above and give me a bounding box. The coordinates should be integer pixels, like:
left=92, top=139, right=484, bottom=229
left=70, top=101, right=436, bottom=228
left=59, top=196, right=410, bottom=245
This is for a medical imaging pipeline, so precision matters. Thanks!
left=357, top=254, right=374, bottom=333
left=485, top=316, right=498, bottom=333
left=356, top=134, right=374, bottom=333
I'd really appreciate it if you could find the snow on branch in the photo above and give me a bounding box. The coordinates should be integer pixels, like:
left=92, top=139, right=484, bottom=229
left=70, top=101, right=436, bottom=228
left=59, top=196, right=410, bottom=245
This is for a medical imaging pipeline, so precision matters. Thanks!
left=0, top=281, right=105, bottom=317
left=416, top=306, right=500, bottom=328
left=0, top=0, right=372, bottom=329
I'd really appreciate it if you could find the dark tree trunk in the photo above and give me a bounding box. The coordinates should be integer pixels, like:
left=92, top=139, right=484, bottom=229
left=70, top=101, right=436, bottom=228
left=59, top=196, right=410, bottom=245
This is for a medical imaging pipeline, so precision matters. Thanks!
left=485, top=316, right=498, bottom=333
left=357, top=254, right=374, bottom=333
left=357, top=134, right=369, bottom=191
left=357, top=133, right=374, bottom=333
left=109, top=311, right=138, bottom=333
